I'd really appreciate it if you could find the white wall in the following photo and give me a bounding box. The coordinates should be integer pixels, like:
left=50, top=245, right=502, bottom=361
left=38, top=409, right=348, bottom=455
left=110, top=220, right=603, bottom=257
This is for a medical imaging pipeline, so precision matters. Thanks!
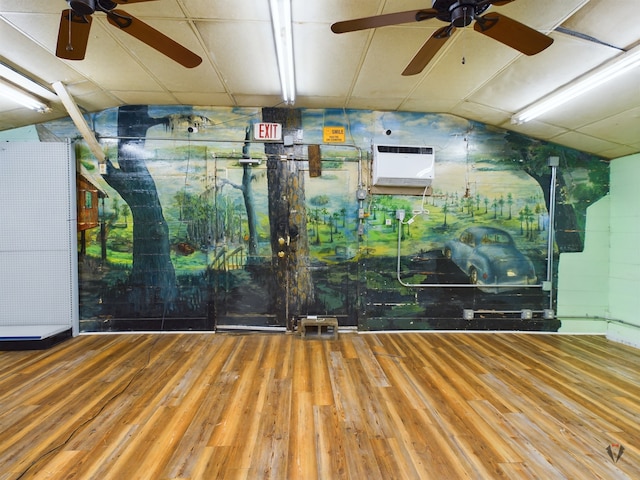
left=557, top=195, right=609, bottom=333
left=607, top=153, right=640, bottom=347
left=557, top=152, right=640, bottom=346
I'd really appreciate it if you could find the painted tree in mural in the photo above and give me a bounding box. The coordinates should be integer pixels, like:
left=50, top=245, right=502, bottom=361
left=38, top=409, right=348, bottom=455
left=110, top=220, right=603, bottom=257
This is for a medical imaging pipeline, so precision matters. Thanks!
left=102, top=105, right=177, bottom=314
left=239, top=126, right=259, bottom=258
left=262, top=107, right=314, bottom=325
left=504, top=131, right=609, bottom=253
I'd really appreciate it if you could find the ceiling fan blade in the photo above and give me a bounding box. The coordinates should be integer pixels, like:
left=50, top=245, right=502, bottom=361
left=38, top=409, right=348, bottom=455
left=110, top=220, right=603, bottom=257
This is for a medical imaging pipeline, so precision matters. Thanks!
left=331, top=9, right=437, bottom=34
left=402, top=25, right=455, bottom=76
left=107, top=10, right=202, bottom=68
left=474, top=12, right=553, bottom=56
left=56, top=10, right=92, bottom=60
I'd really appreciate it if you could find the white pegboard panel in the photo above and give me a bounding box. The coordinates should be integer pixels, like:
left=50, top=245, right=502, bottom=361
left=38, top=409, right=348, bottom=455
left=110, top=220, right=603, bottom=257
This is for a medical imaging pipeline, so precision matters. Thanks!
left=0, top=142, right=78, bottom=337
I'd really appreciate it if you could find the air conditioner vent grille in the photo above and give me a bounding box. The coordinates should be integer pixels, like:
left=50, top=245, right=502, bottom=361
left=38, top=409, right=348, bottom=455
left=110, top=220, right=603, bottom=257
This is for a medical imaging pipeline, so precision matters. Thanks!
left=372, top=144, right=435, bottom=188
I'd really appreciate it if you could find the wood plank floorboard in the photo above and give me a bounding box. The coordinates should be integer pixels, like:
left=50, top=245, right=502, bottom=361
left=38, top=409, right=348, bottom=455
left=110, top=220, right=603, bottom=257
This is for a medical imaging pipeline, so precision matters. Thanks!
left=0, top=332, right=640, bottom=479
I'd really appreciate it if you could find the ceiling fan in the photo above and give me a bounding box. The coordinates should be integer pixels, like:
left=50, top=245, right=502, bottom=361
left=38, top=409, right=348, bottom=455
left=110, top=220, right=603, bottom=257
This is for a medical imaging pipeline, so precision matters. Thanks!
left=56, top=0, right=202, bottom=68
left=331, top=0, right=553, bottom=76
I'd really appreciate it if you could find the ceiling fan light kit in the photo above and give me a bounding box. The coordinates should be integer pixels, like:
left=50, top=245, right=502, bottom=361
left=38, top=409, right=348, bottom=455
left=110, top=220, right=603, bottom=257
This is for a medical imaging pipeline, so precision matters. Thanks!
left=331, top=0, right=554, bottom=76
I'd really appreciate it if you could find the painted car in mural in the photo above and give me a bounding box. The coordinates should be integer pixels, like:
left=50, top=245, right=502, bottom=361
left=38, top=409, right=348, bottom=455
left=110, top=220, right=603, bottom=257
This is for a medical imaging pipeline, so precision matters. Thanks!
left=444, top=227, right=537, bottom=293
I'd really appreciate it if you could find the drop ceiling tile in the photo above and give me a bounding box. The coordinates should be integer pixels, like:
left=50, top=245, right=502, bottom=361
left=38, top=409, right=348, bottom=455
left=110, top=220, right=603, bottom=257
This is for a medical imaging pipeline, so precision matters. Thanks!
left=405, top=32, right=520, bottom=109
left=296, top=96, right=347, bottom=109
left=598, top=145, right=639, bottom=159
left=450, top=101, right=511, bottom=127
left=183, top=0, right=269, bottom=21
left=108, top=0, right=186, bottom=17
left=498, top=118, right=569, bottom=140
left=345, top=96, right=408, bottom=111
left=471, top=33, right=617, bottom=113
left=233, top=94, right=283, bottom=107
left=0, top=2, right=61, bottom=13
left=549, top=130, right=623, bottom=157
left=0, top=107, right=62, bottom=130
left=109, top=91, right=179, bottom=105
left=0, top=13, right=83, bottom=81
left=491, top=0, right=590, bottom=30
left=295, top=22, right=365, bottom=97
left=561, top=0, right=639, bottom=50
left=0, top=26, right=65, bottom=99
left=308, top=0, right=404, bottom=25
left=173, top=92, right=235, bottom=106
left=579, top=106, right=640, bottom=145
left=67, top=89, right=123, bottom=112
left=350, top=26, right=437, bottom=99
left=196, top=20, right=279, bottom=96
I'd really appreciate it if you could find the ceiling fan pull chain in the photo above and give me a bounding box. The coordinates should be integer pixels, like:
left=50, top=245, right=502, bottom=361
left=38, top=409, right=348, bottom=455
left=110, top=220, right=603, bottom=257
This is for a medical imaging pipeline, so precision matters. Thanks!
left=66, top=9, right=73, bottom=51
left=461, top=6, right=468, bottom=65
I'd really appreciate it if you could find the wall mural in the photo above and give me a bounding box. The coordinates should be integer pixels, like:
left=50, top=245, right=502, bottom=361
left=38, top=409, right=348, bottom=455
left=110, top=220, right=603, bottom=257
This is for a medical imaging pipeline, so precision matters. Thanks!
left=39, top=106, right=609, bottom=332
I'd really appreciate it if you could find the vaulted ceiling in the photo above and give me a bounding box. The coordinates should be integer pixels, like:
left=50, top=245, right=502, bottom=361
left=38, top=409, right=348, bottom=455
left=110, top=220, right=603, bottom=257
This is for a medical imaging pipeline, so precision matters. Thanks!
left=0, top=0, right=638, bottom=159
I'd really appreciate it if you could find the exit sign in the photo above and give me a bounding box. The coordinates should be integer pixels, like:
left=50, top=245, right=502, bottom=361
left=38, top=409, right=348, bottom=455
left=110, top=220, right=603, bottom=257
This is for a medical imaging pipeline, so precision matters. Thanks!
left=253, top=123, right=282, bottom=141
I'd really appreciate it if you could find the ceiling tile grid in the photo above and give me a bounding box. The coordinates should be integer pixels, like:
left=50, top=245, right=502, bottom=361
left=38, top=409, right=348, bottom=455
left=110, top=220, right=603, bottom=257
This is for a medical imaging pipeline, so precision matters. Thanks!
left=0, top=0, right=637, bottom=159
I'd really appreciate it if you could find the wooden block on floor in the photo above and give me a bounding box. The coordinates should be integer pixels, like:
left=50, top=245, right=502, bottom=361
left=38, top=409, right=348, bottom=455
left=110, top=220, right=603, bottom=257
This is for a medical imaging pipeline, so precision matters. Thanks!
left=300, top=317, right=338, bottom=340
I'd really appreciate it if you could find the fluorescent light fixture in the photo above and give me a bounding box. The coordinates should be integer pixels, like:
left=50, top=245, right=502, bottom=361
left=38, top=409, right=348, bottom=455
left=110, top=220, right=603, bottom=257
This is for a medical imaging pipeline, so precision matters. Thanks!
left=0, top=63, right=53, bottom=112
left=0, top=78, right=50, bottom=112
left=269, top=0, right=296, bottom=104
left=512, top=44, right=640, bottom=125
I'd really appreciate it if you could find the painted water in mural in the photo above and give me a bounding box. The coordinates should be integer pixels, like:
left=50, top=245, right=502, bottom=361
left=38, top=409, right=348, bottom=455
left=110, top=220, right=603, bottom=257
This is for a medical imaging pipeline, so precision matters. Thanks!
left=39, top=106, right=608, bottom=332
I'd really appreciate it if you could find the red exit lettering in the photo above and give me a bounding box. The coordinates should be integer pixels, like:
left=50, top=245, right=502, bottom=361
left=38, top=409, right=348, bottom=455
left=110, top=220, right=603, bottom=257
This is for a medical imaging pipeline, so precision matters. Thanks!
left=254, top=123, right=282, bottom=141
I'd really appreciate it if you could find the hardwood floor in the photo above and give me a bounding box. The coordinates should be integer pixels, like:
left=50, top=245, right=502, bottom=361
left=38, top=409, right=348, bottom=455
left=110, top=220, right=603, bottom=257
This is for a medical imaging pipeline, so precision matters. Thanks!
left=1, top=331, right=639, bottom=479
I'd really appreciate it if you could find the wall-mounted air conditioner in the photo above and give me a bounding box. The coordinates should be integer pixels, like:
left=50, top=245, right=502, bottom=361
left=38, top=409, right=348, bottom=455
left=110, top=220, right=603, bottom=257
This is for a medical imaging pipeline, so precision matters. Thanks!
left=372, top=144, right=435, bottom=187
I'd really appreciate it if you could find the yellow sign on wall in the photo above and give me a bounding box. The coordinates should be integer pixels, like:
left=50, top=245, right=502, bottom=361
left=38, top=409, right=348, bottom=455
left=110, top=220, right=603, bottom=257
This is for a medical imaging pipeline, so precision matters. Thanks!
left=323, top=126, right=346, bottom=143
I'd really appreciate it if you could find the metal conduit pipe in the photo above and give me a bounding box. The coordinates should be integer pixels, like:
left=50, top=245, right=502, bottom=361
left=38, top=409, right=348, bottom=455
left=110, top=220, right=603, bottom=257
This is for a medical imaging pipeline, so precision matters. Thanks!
left=546, top=157, right=559, bottom=310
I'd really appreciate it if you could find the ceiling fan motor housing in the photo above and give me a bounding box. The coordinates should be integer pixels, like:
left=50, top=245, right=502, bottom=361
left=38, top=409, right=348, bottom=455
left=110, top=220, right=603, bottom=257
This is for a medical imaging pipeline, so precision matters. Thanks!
left=97, top=0, right=118, bottom=11
left=432, top=0, right=491, bottom=26
left=68, top=0, right=117, bottom=15
left=68, top=0, right=96, bottom=15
